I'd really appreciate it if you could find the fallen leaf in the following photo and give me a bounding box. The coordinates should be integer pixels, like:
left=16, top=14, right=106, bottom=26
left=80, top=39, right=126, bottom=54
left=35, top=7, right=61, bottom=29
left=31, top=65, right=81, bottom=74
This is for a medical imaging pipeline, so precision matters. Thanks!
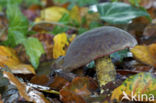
left=148, top=43, right=156, bottom=59
left=0, top=46, right=35, bottom=74
left=53, top=33, right=69, bottom=59
left=38, top=6, right=69, bottom=22
left=60, top=77, right=98, bottom=103
left=3, top=71, right=50, bottom=103
left=48, top=75, right=69, bottom=90
left=130, top=45, right=156, bottom=67
left=111, top=72, right=156, bottom=102
left=30, top=75, right=49, bottom=86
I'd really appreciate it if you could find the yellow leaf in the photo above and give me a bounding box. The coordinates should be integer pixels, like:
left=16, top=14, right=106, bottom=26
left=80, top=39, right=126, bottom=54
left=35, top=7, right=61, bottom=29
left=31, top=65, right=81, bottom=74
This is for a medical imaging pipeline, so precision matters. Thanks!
left=0, top=46, right=35, bottom=74
left=70, top=6, right=81, bottom=24
left=40, top=6, right=69, bottom=22
left=130, top=45, right=156, bottom=67
left=53, top=33, right=69, bottom=59
left=148, top=43, right=156, bottom=60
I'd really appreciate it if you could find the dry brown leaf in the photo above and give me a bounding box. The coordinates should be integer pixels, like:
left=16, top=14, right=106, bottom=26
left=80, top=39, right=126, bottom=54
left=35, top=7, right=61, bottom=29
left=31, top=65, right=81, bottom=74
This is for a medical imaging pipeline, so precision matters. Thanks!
left=60, top=77, right=98, bottom=103
left=0, top=46, right=35, bottom=74
left=48, top=75, right=69, bottom=90
left=3, top=71, right=50, bottom=103
left=30, top=75, right=49, bottom=86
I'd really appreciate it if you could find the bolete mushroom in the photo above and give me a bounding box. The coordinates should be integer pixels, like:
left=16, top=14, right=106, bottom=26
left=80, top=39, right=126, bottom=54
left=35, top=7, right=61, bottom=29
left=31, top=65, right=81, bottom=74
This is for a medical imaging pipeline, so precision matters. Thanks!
left=51, top=26, right=137, bottom=89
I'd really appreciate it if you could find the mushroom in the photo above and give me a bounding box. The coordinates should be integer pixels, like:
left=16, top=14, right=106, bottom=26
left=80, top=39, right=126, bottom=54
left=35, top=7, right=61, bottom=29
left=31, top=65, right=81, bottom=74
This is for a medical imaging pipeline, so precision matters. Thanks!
left=51, top=26, right=137, bottom=89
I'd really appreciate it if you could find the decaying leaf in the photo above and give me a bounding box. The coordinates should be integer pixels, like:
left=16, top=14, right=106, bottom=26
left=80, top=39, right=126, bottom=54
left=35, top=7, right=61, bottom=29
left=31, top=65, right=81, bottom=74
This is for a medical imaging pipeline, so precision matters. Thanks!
left=3, top=71, right=50, bottom=103
left=60, top=77, right=98, bottom=103
left=111, top=72, right=156, bottom=102
left=48, top=75, right=69, bottom=90
left=130, top=44, right=156, bottom=67
left=30, top=75, right=49, bottom=86
left=0, top=46, right=35, bottom=74
left=53, top=33, right=69, bottom=59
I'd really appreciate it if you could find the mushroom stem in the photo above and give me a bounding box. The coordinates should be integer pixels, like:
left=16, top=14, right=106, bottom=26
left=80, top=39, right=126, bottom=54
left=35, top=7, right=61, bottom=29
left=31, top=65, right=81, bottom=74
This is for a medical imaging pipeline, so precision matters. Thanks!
left=95, top=56, right=116, bottom=89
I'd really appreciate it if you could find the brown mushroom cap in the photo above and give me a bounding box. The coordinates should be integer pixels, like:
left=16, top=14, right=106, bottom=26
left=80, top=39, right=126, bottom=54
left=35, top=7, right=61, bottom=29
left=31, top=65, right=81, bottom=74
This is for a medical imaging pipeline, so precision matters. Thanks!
left=56, top=26, right=137, bottom=72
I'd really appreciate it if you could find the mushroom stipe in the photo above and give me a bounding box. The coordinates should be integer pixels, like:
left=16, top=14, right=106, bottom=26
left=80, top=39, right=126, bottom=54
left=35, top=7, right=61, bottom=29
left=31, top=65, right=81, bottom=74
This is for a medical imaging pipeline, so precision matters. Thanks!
left=50, top=26, right=137, bottom=92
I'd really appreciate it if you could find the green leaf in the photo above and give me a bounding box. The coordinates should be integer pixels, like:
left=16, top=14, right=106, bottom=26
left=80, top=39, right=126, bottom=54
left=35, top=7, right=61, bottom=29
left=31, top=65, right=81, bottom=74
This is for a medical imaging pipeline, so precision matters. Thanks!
left=3, top=0, right=44, bottom=69
left=23, top=37, right=45, bottom=69
left=97, top=2, right=151, bottom=24
left=4, top=3, right=28, bottom=46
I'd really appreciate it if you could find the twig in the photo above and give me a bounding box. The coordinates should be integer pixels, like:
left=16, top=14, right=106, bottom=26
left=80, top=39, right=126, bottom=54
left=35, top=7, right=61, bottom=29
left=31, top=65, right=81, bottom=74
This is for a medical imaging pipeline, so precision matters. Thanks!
left=30, top=21, right=78, bottom=31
